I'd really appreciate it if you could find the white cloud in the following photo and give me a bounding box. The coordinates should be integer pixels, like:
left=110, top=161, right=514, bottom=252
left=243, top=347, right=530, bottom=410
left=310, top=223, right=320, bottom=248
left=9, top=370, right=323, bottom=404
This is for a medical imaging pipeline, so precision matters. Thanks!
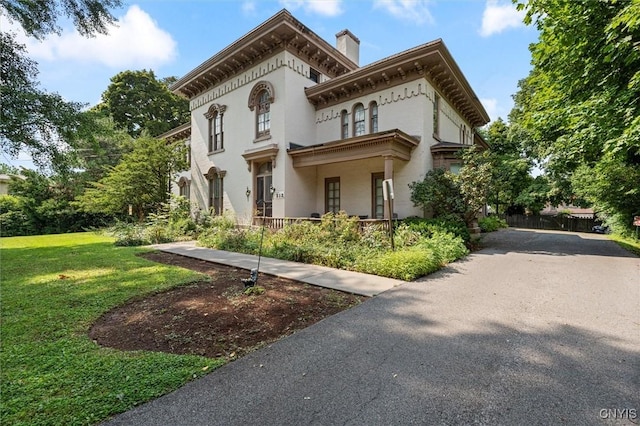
left=373, top=0, right=435, bottom=25
left=280, top=0, right=344, bottom=17
left=480, top=0, right=525, bottom=37
left=242, top=1, right=257, bottom=16
left=480, top=98, right=498, bottom=121
left=22, top=5, right=177, bottom=68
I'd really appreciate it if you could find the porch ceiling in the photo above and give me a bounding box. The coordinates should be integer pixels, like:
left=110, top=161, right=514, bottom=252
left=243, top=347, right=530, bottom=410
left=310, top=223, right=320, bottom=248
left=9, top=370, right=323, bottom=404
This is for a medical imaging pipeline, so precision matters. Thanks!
left=287, top=129, right=419, bottom=168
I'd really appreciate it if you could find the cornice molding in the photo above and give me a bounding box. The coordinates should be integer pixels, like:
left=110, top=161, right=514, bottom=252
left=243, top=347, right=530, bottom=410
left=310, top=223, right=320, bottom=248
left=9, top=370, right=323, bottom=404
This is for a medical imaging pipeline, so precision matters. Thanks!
left=305, top=40, right=489, bottom=128
left=171, top=9, right=356, bottom=99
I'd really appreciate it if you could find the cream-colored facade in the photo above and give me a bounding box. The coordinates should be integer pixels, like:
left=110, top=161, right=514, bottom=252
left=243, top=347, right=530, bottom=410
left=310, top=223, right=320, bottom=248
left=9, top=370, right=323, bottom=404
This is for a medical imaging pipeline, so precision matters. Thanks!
left=164, top=9, right=489, bottom=224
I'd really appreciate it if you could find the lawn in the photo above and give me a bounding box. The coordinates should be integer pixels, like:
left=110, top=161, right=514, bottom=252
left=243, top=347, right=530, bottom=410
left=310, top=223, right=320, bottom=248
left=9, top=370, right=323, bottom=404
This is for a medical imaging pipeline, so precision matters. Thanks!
left=0, top=233, right=223, bottom=425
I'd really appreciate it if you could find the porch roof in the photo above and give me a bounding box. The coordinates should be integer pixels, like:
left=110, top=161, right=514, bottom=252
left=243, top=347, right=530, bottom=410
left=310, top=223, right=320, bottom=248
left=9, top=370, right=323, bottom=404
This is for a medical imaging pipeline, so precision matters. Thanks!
left=287, top=129, right=420, bottom=168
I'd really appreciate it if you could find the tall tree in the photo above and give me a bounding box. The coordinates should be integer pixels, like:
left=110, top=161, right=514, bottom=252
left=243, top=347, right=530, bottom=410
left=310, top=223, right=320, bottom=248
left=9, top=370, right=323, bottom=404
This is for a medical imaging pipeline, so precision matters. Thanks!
left=410, top=147, right=493, bottom=226
left=0, top=0, right=121, bottom=172
left=76, top=135, right=187, bottom=219
left=0, top=0, right=121, bottom=38
left=512, top=0, right=640, bottom=232
left=98, top=70, right=190, bottom=138
left=485, top=118, right=535, bottom=215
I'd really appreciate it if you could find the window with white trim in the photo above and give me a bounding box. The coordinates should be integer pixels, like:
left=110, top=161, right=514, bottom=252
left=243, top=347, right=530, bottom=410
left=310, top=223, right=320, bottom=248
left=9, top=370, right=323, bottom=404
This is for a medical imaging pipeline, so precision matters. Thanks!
left=353, top=103, right=365, bottom=137
left=341, top=110, right=349, bottom=139
left=369, top=101, right=378, bottom=133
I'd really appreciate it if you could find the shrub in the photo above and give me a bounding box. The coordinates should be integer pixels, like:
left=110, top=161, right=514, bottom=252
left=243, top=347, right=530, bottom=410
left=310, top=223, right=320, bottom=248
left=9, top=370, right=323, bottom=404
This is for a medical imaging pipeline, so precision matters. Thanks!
left=417, top=231, right=469, bottom=264
left=0, top=195, right=32, bottom=237
left=402, top=216, right=471, bottom=244
left=478, top=216, right=508, bottom=232
left=107, top=221, right=148, bottom=246
left=361, top=223, right=390, bottom=249
left=393, top=223, right=422, bottom=247
left=354, top=247, right=441, bottom=281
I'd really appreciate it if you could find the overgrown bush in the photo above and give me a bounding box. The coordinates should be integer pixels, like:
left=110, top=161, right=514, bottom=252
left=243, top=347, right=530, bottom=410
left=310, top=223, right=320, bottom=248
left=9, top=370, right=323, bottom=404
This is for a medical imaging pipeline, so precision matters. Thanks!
left=0, top=195, right=32, bottom=237
left=402, top=216, right=471, bottom=244
left=478, top=216, right=508, bottom=232
left=107, top=221, right=148, bottom=246
left=353, top=248, right=441, bottom=281
left=195, top=211, right=470, bottom=280
left=107, top=195, right=203, bottom=246
left=416, top=231, right=469, bottom=264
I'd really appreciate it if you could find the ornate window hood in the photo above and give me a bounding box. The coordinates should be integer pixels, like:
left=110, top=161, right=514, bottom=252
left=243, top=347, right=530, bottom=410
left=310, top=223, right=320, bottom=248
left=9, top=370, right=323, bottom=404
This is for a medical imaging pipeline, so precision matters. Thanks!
left=242, top=143, right=280, bottom=170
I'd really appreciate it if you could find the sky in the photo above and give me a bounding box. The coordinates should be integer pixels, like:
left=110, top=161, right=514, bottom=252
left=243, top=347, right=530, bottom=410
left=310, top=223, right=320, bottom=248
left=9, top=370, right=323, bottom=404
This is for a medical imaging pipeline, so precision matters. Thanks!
left=2, top=0, right=539, bottom=169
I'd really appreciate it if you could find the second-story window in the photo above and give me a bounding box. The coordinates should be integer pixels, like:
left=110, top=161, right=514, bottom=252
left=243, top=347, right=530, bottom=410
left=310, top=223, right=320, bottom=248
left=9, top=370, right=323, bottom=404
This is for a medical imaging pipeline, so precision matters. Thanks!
left=433, top=93, right=440, bottom=137
left=205, top=104, right=226, bottom=153
left=353, top=103, right=365, bottom=137
left=341, top=110, right=349, bottom=139
left=309, top=68, right=320, bottom=83
left=257, top=90, right=271, bottom=137
left=369, top=101, right=378, bottom=133
left=248, top=81, right=275, bottom=141
left=214, top=113, right=223, bottom=150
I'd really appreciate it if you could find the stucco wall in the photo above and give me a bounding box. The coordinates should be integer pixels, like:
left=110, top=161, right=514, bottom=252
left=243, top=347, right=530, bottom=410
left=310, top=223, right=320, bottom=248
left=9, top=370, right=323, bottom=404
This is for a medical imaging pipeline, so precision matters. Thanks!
left=179, top=52, right=478, bottom=222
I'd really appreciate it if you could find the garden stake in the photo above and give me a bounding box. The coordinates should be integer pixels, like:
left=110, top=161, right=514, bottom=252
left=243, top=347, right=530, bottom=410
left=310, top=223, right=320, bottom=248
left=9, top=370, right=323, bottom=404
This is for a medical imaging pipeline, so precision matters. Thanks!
left=242, top=198, right=268, bottom=288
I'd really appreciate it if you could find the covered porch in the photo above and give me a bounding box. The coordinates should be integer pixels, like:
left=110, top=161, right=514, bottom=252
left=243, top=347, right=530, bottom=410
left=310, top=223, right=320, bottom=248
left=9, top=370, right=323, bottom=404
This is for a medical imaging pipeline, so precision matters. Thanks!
left=286, top=129, right=420, bottom=220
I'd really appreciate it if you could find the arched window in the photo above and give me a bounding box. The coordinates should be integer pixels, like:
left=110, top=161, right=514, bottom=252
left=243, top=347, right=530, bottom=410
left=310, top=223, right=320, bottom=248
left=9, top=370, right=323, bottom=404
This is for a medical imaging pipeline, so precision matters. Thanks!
left=205, top=167, right=226, bottom=215
left=256, top=91, right=271, bottom=137
left=369, top=101, right=378, bottom=133
left=248, top=81, right=275, bottom=139
left=178, top=177, right=190, bottom=199
left=353, top=103, right=365, bottom=137
left=341, top=110, right=349, bottom=139
left=204, top=104, right=226, bottom=152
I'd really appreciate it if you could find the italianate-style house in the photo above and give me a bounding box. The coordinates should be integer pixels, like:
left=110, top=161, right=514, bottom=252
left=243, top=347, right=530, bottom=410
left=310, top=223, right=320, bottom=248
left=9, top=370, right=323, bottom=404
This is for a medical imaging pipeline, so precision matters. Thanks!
left=163, top=9, right=489, bottom=224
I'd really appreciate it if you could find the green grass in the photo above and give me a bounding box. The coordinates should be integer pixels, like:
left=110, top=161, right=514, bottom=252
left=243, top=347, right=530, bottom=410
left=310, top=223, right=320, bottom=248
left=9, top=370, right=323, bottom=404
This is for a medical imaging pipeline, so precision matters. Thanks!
left=0, top=233, right=224, bottom=425
left=608, top=233, right=640, bottom=256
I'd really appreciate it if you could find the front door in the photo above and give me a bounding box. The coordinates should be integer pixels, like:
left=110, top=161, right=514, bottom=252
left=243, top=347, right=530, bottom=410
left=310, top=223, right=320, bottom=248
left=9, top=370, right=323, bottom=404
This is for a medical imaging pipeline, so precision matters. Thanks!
left=256, top=162, right=273, bottom=217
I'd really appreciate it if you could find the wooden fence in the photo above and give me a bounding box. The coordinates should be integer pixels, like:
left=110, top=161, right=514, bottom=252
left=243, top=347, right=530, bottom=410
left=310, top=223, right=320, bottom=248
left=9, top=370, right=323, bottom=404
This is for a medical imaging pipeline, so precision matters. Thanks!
left=503, top=214, right=600, bottom=233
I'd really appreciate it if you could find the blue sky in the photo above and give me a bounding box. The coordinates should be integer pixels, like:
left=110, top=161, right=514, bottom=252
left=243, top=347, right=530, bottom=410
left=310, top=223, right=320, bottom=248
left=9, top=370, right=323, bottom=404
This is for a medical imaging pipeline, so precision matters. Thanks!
left=3, top=0, right=539, bottom=168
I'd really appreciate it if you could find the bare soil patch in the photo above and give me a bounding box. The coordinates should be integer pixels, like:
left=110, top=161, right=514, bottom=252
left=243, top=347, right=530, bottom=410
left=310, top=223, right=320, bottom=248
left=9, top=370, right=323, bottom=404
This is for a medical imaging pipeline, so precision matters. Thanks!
left=90, top=252, right=366, bottom=359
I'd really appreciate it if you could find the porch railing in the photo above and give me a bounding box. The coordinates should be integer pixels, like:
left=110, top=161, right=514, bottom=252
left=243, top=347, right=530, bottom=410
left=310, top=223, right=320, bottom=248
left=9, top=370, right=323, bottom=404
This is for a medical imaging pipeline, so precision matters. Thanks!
left=252, top=216, right=390, bottom=231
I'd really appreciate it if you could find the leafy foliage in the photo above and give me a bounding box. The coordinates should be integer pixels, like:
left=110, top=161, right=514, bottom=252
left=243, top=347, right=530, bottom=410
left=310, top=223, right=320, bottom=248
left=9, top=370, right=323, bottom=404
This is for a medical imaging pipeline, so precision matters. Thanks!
left=0, top=32, right=86, bottom=172
left=0, top=0, right=122, bottom=172
left=478, top=216, right=508, bottom=233
left=0, top=169, right=110, bottom=236
left=97, top=70, right=190, bottom=137
left=197, top=212, right=469, bottom=280
left=0, top=0, right=122, bottom=39
left=409, top=147, right=493, bottom=226
left=76, top=135, right=187, bottom=220
left=513, top=0, right=640, bottom=233
left=484, top=118, right=535, bottom=215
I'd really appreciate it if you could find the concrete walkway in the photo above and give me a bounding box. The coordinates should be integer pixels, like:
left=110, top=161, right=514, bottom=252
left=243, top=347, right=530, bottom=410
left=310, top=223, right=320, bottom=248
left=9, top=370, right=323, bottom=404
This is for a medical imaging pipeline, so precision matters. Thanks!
left=150, top=241, right=404, bottom=297
left=106, top=230, right=639, bottom=425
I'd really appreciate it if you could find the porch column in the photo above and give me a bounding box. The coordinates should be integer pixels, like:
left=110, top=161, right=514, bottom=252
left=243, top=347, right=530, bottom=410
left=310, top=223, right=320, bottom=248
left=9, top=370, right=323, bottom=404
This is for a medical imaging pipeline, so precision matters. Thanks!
left=384, top=155, right=393, bottom=219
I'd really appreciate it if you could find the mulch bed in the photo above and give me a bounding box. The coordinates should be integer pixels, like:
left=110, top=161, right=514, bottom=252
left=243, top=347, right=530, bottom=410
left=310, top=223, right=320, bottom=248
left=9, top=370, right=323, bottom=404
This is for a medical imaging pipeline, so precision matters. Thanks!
left=89, top=252, right=365, bottom=359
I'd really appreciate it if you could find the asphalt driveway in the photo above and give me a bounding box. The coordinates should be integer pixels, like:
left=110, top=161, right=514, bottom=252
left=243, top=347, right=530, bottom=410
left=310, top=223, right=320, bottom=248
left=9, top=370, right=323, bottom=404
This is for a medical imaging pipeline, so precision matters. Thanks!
left=104, top=228, right=639, bottom=425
